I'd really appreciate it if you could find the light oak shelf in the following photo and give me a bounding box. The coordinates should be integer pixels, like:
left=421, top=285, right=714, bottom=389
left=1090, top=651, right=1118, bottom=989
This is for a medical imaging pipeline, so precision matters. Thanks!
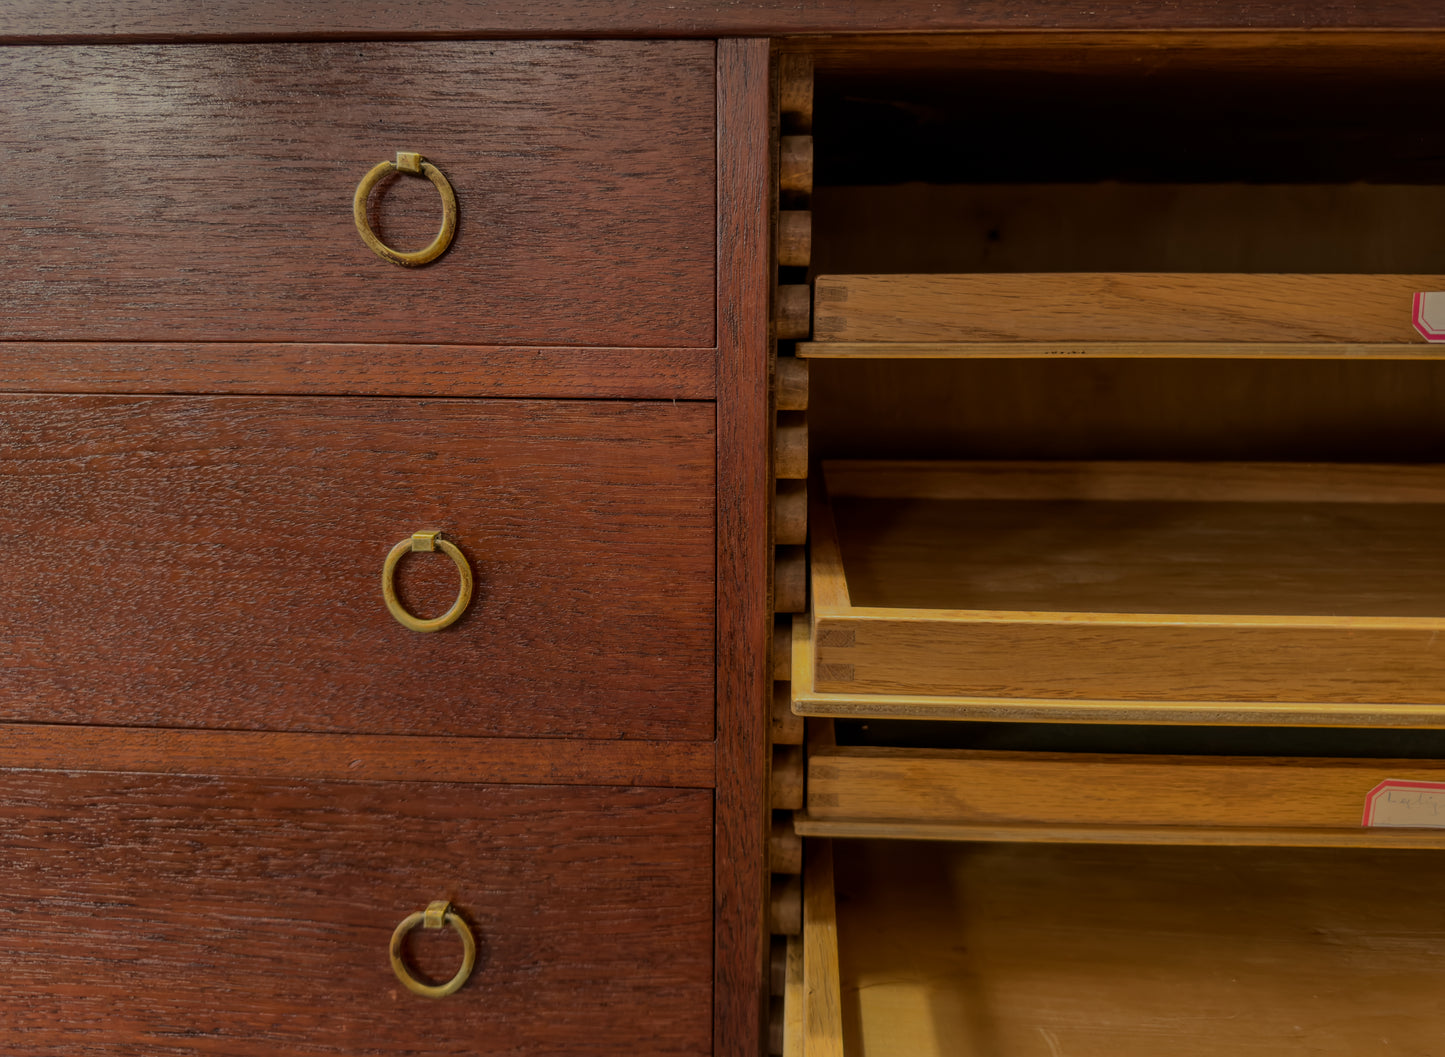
left=799, top=341, right=1445, bottom=360
left=796, top=745, right=1445, bottom=848
left=805, top=273, right=1444, bottom=353
left=795, top=460, right=1445, bottom=727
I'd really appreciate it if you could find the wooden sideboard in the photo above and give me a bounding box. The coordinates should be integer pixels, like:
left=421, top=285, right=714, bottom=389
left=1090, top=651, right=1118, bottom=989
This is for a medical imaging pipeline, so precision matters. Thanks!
left=4, top=4, right=1445, bottom=1055
left=0, top=26, right=770, bottom=1057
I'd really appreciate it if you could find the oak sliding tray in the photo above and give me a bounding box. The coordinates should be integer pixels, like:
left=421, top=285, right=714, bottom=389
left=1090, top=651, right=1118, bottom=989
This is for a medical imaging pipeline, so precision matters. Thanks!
left=797, top=460, right=1445, bottom=726
left=801, top=273, right=1445, bottom=358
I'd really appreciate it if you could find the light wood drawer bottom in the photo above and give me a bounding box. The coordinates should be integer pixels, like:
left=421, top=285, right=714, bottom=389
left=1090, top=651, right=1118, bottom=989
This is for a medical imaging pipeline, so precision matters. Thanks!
left=800, top=838, right=1445, bottom=1057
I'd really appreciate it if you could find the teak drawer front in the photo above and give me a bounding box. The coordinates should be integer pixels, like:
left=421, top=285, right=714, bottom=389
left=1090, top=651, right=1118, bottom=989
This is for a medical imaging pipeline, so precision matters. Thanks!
left=0, top=769, right=712, bottom=1056
left=0, top=395, right=714, bottom=739
left=0, top=41, right=714, bottom=347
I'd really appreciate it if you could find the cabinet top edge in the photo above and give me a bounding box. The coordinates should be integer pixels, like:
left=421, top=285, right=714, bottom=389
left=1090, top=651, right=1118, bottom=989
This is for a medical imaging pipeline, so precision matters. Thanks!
left=5, top=7, right=1445, bottom=46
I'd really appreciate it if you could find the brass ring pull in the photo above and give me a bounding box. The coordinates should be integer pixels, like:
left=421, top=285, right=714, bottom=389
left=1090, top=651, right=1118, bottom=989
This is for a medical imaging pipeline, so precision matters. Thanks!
left=353, top=151, right=458, bottom=267
left=389, top=900, right=477, bottom=999
left=382, top=530, right=473, bottom=633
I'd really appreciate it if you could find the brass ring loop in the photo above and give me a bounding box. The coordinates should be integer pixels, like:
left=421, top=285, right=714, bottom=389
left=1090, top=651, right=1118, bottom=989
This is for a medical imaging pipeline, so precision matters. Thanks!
left=389, top=900, right=477, bottom=999
left=353, top=151, right=458, bottom=267
left=382, top=530, right=473, bottom=633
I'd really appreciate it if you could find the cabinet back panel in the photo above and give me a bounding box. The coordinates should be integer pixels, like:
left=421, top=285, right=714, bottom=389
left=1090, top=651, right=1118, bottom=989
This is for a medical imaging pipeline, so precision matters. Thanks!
left=810, top=358, right=1445, bottom=463
left=814, top=184, right=1445, bottom=276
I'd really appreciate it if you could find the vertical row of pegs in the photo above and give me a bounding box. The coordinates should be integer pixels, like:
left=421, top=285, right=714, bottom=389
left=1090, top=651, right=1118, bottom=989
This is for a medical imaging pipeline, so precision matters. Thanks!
left=769, top=49, right=812, bottom=1057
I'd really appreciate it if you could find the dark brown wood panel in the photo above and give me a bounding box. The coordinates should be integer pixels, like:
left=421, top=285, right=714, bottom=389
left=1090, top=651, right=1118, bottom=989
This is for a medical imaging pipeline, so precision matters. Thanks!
left=0, top=724, right=716, bottom=788
left=0, top=394, right=714, bottom=739
left=0, top=343, right=715, bottom=400
left=0, top=769, right=712, bottom=1055
left=0, top=41, right=714, bottom=348
left=2, top=3, right=1445, bottom=40
left=713, top=38, right=771, bottom=1057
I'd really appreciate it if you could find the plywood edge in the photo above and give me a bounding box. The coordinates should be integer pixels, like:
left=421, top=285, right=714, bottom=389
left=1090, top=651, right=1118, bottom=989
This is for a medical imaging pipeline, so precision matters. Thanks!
left=818, top=607, right=1445, bottom=630
left=782, top=934, right=805, bottom=1057
left=795, top=31, right=1445, bottom=69
left=807, top=472, right=851, bottom=614
left=792, top=613, right=816, bottom=718
left=791, top=687, right=1445, bottom=728
left=810, top=744, right=1445, bottom=770
left=802, top=838, right=844, bottom=1057
left=821, top=458, right=1445, bottom=504
left=794, top=816, right=1445, bottom=849
left=797, top=341, right=1444, bottom=359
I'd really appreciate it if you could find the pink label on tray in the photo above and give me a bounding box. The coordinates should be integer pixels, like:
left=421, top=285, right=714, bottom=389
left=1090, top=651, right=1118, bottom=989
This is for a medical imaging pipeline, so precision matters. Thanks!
left=1362, top=779, right=1445, bottom=828
left=1413, top=292, right=1445, bottom=342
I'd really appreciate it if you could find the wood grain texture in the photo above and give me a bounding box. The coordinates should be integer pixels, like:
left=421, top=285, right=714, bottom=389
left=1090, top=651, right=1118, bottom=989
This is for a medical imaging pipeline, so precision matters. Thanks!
left=771, top=745, right=804, bottom=811
left=813, top=274, right=1437, bottom=344
left=775, top=412, right=808, bottom=479
left=777, top=54, right=813, bottom=133
left=772, top=682, right=804, bottom=746
left=770, top=872, right=802, bottom=936
left=811, top=184, right=1445, bottom=275
left=779, top=137, right=813, bottom=196
left=782, top=935, right=804, bottom=1057
left=832, top=840, right=1445, bottom=1057
left=0, top=769, right=712, bottom=1055
left=778, top=211, right=812, bottom=269
left=0, top=395, right=714, bottom=739
left=774, top=479, right=807, bottom=545
left=776, top=285, right=812, bottom=340
left=0, top=42, right=714, bottom=347
left=832, top=494, right=1445, bottom=616
left=800, top=341, right=1445, bottom=360
left=713, top=37, right=772, bottom=1057
left=807, top=358, right=1445, bottom=465
left=794, top=579, right=1445, bottom=729
left=773, top=617, right=793, bottom=681
left=796, top=817, right=1445, bottom=848
left=773, top=546, right=807, bottom=614
left=771, top=937, right=789, bottom=996
left=800, top=30, right=1445, bottom=71
left=793, top=686, right=1445, bottom=729
left=826, top=459, right=1445, bottom=504
left=802, top=838, right=844, bottom=1057
left=806, top=459, right=1445, bottom=712
left=7, top=9, right=1445, bottom=42
left=807, top=746, right=1445, bottom=832
left=0, top=343, right=715, bottom=400
left=770, top=817, right=803, bottom=874
left=0, top=723, right=716, bottom=788
left=814, top=612, right=1445, bottom=707
left=775, top=357, right=809, bottom=411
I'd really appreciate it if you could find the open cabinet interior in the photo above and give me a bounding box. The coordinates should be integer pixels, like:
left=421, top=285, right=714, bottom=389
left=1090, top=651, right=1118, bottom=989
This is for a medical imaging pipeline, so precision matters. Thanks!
left=808, top=34, right=1445, bottom=273
left=816, top=839, right=1445, bottom=1057
left=795, top=32, right=1445, bottom=738
left=781, top=33, right=1445, bottom=1057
